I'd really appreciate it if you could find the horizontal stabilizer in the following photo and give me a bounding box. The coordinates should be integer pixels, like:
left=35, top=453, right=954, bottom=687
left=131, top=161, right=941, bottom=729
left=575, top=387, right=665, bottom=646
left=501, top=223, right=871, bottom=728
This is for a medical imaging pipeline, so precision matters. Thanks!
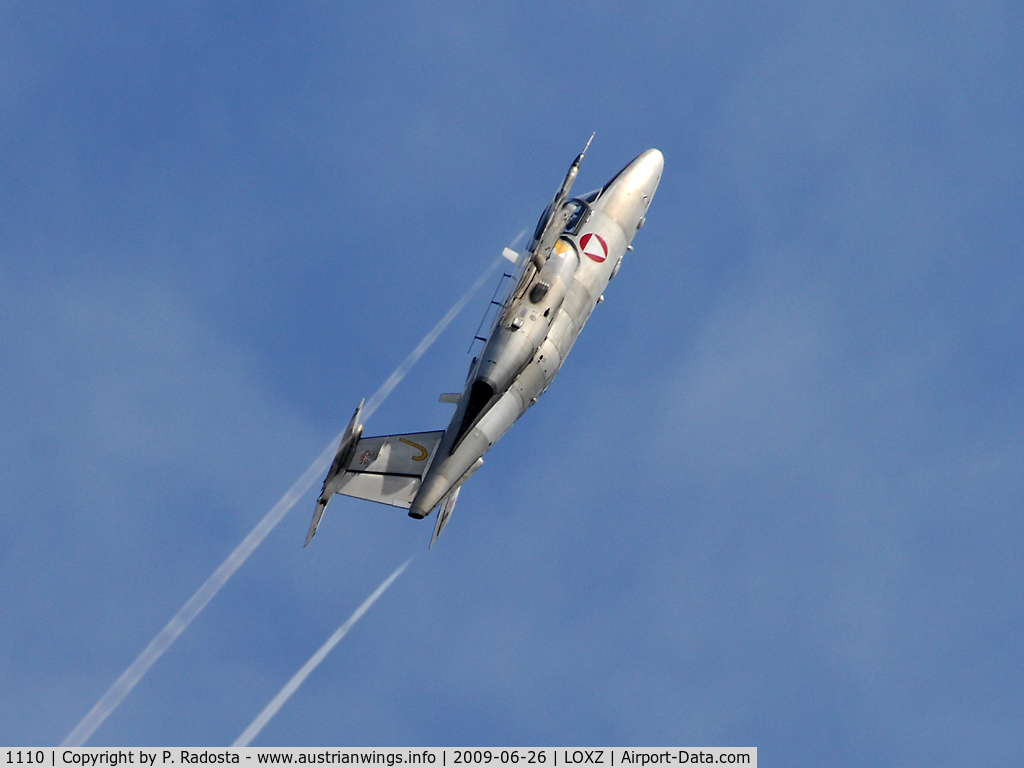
left=306, top=400, right=365, bottom=546
left=439, top=392, right=461, bottom=404
left=305, top=497, right=329, bottom=547
left=305, top=403, right=443, bottom=544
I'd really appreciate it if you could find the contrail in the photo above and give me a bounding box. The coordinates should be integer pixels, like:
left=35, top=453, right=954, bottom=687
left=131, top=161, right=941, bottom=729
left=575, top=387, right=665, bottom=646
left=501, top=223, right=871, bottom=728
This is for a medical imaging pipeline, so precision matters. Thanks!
left=61, top=249, right=511, bottom=747
left=362, top=229, right=525, bottom=419
left=60, top=439, right=341, bottom=748
left=233, top=557, right=413, bottom=747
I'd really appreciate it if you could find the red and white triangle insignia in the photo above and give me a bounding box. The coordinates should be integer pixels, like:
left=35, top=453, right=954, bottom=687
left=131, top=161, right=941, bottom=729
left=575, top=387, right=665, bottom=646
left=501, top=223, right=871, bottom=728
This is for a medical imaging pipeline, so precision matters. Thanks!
left=580, top=233, right=608, bottom=263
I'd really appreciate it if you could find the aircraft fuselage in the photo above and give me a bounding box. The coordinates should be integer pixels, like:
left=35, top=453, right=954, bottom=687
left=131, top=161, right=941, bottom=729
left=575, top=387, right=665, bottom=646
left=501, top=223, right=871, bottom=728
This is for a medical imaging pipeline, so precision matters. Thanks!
left=408, top=148, right=664, bottom=519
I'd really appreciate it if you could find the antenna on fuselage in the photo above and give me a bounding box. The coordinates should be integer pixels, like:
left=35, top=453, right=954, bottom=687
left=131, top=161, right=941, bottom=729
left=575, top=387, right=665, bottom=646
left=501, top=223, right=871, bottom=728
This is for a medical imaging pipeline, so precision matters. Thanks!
left=581, top=132, right=595, bottom=158
left=556, top=133, right=595, bottom=203
left=532, top=134, right=597, bottom=271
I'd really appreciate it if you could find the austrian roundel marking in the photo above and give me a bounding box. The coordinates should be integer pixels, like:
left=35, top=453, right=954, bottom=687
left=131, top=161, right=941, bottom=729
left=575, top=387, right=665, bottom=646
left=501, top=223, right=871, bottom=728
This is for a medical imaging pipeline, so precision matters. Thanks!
left=580, top=233, right=608, bottom=263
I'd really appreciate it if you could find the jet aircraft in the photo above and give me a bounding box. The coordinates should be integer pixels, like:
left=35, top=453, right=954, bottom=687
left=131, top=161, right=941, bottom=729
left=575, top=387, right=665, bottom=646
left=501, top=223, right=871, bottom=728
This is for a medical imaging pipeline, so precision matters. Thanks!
left=306, top=141, right=664, bottom=546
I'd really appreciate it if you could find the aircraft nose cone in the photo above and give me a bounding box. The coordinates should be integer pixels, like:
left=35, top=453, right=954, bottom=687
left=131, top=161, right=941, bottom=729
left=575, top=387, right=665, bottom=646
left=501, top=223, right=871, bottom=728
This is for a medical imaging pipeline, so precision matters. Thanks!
left=594, top=148, right=664, bottom=235
left=632, top=148, right=665, bottom=180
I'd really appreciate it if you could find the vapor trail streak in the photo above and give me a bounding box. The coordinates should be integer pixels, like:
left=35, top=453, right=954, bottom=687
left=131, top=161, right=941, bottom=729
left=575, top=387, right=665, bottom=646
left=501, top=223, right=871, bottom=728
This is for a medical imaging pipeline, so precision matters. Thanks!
left=61, top=253, right=507, bottom=747
left=362, top=236, right=523, bottom=420
left=233, top=558, right=413, bottom=747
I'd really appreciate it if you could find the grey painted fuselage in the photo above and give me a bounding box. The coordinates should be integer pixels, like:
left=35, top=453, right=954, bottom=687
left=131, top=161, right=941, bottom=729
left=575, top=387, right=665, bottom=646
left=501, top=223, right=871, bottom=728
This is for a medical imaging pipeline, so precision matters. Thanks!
left=408, top=147, right=664, bottom=519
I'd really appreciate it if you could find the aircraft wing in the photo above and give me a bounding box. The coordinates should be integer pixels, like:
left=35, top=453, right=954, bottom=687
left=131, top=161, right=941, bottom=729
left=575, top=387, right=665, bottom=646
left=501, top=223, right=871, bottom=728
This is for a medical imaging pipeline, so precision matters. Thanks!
left=305, top=430, right=444, bottom=545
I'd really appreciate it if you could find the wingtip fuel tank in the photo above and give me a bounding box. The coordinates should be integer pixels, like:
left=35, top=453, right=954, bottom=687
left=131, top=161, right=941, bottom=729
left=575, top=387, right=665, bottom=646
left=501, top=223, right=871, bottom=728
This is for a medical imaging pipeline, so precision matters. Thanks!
left=308, top=143, right=663, bottom=545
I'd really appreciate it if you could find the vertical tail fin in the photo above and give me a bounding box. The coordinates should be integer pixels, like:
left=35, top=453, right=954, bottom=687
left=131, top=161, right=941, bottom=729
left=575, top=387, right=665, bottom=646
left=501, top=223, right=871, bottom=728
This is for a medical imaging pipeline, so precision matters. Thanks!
left=427, top=457, right=484, bottom=547
left=429, top=486, right=461, bottom=548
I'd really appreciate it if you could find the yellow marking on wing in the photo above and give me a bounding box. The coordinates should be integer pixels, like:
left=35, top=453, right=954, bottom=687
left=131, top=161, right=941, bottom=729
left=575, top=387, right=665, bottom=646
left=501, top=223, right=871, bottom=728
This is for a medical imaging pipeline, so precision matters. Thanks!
left=399, top=437, right=429, bottom=461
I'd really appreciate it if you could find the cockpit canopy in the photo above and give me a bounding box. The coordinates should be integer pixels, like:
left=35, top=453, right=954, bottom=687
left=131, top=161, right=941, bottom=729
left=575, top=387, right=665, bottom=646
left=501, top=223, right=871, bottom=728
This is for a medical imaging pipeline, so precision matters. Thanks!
left=532, top=200, right=556, bottom=243
left=532, top=197, right=594, bottom=246
left=564, top=199, right=591, bottom=234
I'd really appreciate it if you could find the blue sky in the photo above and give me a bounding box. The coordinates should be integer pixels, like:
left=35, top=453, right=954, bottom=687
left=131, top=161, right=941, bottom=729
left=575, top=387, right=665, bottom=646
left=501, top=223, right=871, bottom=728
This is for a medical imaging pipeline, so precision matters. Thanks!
left=2, top=1, right=1022, bottom=761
